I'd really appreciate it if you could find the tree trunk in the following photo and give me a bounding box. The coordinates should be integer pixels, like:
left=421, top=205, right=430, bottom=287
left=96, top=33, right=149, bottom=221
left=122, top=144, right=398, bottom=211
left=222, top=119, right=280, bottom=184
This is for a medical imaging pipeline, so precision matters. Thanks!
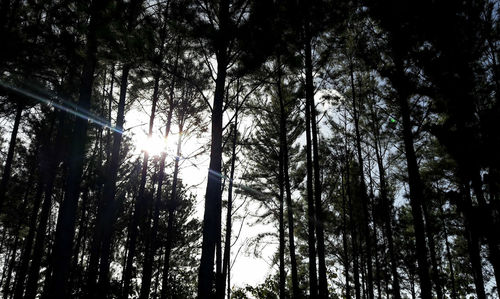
left=304, top=36, right=318, bottom=298
left=0, top=102, right=22, bottom=211
left=3, top=234, right=19, bottom=299
left=138, top=5, right=173, bottom=296
left=12, top=173, right=40, bottom=299
left=343, top=114, right=361, bottom=299
left=305, top=28, right=328, bottom=299
left=220, top=94, right=239, bottom=299
left=470, top=172, right=500, bottom=298
left=277, top=57, right=300, bottom=299
left=396, top=79, right=432, bottom=299
left=439, top=197, right=457, bottom=299
left=421, top=198, right=443, bottom=299
left=341, top=169, right=351, bottom=299
left=349, top=62, right=374, bottom=299
left=24, top=114, right=65, bottom=299
left=198, top=0, right=229, bottom=296
left=160, top=121, right=184, bottom=299
left=276, top=84, right=286, bottom=299
left=84, top=63, right=130, bottom=299
left=369, top=104, right=402, bottom=299
left=43, top=0, right=107, bottom=297
left=140, top=83, right=173, bottom=299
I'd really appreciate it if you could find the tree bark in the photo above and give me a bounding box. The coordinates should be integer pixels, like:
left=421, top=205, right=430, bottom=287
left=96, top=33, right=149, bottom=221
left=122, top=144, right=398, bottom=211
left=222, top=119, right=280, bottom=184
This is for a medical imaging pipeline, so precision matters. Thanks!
left=138, top=4, right=172, bottom=297
left=305, top=27, right=328, bottom=299
left=160, top=121, right=184, bottom=299
left=304, top=36, right=318, bottom=299
left=25, top=114, right=65, bottom=299
left=121, top=86, right=156, bottom=298
left=395, top=78, right=433, bottom=299
left=421, top=197, right=443, bottom=299
left=0, top=102, right=22, bottom=211
left=83, top=63, right=130, bottom=299
left=198, top=0, right=229, bottom=296
left=220, top=93, right=239, bottom=299
left=277, top=57, right=300, bottom=299
left=349, top=62, right=374, bottom=299
left=368, top=103, right=402, bottom=299
left=43, top=0, right=108, bottom=297
left=340, top=169, right=351, bottom=299
left=12, top=172, right=40, bottom=299
left=140, top=84, right=173, bottom=299
left=470, top=172, right=500, bottom=298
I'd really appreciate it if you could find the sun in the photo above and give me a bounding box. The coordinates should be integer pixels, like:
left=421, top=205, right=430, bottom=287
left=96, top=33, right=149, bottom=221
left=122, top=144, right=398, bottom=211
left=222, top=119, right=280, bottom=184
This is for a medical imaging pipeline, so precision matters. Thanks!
left=135, top=133, right=170, bottom=156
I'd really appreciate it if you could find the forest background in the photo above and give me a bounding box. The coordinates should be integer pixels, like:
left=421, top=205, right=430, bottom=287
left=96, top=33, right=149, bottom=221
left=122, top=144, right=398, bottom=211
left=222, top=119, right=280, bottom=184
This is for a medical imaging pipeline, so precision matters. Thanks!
left=0, top=0, right=500, bottom=299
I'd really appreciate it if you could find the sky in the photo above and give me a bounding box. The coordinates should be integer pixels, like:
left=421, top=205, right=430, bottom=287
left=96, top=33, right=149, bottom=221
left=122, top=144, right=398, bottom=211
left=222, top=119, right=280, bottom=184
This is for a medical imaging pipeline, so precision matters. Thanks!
left=124, top=101, right=276, bottom=289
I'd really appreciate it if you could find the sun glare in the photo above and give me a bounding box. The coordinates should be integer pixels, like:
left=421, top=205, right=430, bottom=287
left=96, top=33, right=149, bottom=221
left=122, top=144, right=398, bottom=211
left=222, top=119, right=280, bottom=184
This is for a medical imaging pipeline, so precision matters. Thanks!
left=136, top=134, right=169, bottom=156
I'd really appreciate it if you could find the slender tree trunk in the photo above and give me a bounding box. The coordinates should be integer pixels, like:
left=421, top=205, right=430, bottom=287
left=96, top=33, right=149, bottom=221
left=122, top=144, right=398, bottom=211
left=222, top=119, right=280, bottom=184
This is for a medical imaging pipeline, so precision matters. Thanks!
left=341, top=170, right=351, bottom=299
left=349, top=62, right=374, bottom=299
left=304, top=36, right=318, bottom=299
left=0, top=102, right=22, bottom=211
left=421, top=198, right=443, bottom=299
left=278, top=155, right=285, bottom=299
left=277, top=57, right=300, bottom=298
left=139, top=83, right=173, bottom=299
left=343, top=113, right=361, bottom=299
left=121, top=67, right=158, bottom=298
left=12, top=174, right=40, bottom=299
left=470, top=172, right=500, bottom=298
left=160, top=122, right=184, bottom=299
left=43, top=0, right=108, bottom=296
left=439, top=198, right=457, bottom=299
left=198, top=1, right=229, bottom=296
left=395, top=82, right=432, bottom=299
left=220, top=95, right=238, bottom=299
left=277, top=91, right=286, bottom=299
left=3, top=235, right=19, bottom=299
left=70, top=187, right=90, bottom=296
left=306, top=31, right=328, bottom=299
left=369, top=107, right=401, bottom=299
left=0, top=239, right=13, bottom=289
left=138, top=5, right=173, bottom=296
left=85, top=64, right=131, bottom=299
left=24, top=114, right=65, bottom=299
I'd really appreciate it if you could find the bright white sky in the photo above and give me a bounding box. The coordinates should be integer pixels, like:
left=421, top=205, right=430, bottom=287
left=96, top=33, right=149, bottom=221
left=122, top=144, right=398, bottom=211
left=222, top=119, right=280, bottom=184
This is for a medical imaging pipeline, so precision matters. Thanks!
left=124, top=100, right=275, bottom=290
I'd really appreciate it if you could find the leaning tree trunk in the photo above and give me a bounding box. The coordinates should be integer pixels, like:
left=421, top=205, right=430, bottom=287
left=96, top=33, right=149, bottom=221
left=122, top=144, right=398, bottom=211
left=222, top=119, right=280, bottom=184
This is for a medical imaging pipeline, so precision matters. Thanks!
left=368, top=102, right=402, bottom=299
left=393, top=60, right=433, bottom=299
left=121, top=82, right=156, bottom=298
left=2, top=235, right=20, bottom=299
